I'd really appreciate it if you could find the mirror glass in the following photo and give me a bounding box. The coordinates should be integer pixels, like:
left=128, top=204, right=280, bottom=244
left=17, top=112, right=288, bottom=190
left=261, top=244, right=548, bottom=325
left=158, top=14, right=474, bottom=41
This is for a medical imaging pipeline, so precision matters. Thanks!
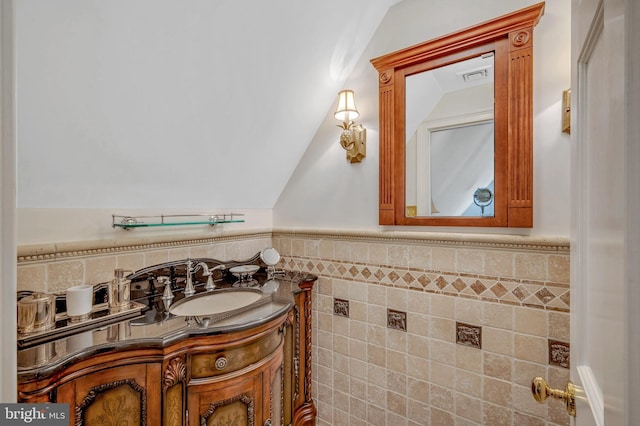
left=405, top=54, right=495, bottom=218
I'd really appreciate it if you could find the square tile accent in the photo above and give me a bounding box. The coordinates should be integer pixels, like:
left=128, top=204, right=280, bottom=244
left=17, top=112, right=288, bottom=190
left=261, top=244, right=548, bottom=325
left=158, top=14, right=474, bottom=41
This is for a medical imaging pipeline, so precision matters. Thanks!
left=548, top=339, right=570, bottom=369
left=333, top=298, right=350, bottom=318
left=456, top=322, right=482, bottom=349
left=387, top=309, right=407, bottom=332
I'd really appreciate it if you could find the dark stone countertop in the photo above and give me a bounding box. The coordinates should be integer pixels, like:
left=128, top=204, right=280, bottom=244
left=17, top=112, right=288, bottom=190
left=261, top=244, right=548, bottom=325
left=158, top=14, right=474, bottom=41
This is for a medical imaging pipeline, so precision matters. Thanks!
left=17, top=270, right=315, bottom=381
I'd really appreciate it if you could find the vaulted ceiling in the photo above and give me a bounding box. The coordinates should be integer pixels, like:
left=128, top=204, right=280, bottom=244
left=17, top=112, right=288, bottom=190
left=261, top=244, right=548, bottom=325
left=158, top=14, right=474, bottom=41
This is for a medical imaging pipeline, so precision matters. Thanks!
left=16, top=0, right=401, bottom=208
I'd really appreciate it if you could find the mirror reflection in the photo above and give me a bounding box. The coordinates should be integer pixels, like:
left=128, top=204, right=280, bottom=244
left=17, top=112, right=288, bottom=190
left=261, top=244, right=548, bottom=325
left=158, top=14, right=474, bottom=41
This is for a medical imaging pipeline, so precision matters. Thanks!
left=405, top=53, right=495, bottom=218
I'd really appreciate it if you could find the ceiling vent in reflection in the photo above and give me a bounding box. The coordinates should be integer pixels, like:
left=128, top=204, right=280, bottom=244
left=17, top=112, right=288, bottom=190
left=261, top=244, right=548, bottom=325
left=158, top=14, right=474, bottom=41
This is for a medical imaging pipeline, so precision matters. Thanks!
left=461, top=69, right=489, bottom=82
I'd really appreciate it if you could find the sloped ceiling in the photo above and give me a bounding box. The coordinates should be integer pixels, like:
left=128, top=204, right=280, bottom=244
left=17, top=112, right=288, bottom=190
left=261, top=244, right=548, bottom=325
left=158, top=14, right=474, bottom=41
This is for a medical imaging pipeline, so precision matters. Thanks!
left=16, top=0, right=401, bottom=209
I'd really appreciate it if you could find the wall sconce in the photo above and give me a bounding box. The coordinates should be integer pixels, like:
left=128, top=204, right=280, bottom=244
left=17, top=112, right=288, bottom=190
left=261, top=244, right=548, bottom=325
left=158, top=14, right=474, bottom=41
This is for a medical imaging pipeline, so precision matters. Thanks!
left=335, top=90, right=366, bottom=163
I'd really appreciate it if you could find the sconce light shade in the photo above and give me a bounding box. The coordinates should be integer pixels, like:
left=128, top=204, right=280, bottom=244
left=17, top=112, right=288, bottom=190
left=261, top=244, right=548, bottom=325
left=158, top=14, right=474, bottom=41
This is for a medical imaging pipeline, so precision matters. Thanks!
left=335, top=89, right=366, bottom=163
left=335, top=90, right=360, bottom=122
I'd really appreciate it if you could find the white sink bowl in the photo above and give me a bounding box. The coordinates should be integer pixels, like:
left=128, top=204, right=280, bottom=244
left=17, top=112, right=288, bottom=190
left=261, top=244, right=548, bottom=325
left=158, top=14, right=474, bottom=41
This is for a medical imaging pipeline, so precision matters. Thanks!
left=169, top=288, right=263, bottom=317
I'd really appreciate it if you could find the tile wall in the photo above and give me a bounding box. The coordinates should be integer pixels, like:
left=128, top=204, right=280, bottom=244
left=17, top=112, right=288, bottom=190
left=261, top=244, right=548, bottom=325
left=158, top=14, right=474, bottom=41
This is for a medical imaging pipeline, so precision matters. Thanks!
left=273, top=230, right=571, bottom=426
left=16, top=229, right=571, bottom=425
left=16, top=232, right=273, bottom=293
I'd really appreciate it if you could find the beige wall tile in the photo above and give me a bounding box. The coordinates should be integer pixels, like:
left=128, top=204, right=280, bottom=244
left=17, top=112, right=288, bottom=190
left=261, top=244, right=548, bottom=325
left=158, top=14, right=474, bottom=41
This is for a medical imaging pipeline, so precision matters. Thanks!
left=430, top=361, right=454, bottom=388
left=456, top=249, right=484, bottom=274
left=368, top=366, right=387, bottom=388
left=511, top=384, right=547, bottom=417
left=350, top=339, right=367, bottom=361
left=483, top=327, right=513, bottom=356
left=407, top=335, right=429, bottom=358
left=350, top=318, right=367, bottom=339
left=515, top=253, right=547, bottom=281
left=407, top=378, right=430, bottom=404
left=548, top=311, right=570, bottom=342
left=188, top=246, right=208, bottom=259
left=549, top=254, right=570, bottom=283
left=455, top=369, right=482, bottom=398
left=386, top=349, right=407, bottom=374
left=430, top=317, right=455, bottom=342
left=430, top=384, right=454, bottom=411
left=483, top=377, right=512, bottom=406
left=47, top=260, right=84, bottom=291
left=305, top=239, right=320, bottom=258
left=514, top=307, right=547, bottom=337
left=430, top=339, right=456, bottom=365
left=349, top=281, right=368, bottom=303
left=407, top=398, right=429, bottom=424
left=514, top=334, right=547, bottom=364
left=485, top=251, right=515, bottom=278
left=387, top=391, right=407, bottom=416
left=407, top=355, right=430, bottom=381
left=407, top=291, right=430, bottom=315
left=319, top=239, right=335, bottom=260
left=432, top=247, right=456, bottom=272
left=430, top=408, right=454, bottom=426
left=387, top=369, right=407, bottom=395
left=144, top=248, right=168, bottom=266
left=455, top=297, right=482, bottom=324
left=292, top=239, right=305, bottom=257
left=407, top=313, right=429, bottom=337
left=367, top=325, right=386, bottom=347
left=85, top=256, right=117, bottom=285
left=368, top=284, right=386, bottom=306
left=483, top=402, right=513, bottom=426
left=386, top=329, right=407, bottom=352
left=117, top=253, right=145, bottom=272
left=513, top=360, right=546, bottom=387
left=387, top=287, right=408, bottom=310
left=388, top=245, right=409, bottom=268
left=368, top=344, right=386, bottom=367
left=484, top=353, right=513, bottom=381
left=455, top=393, right=482, bottom=422
left=17, top=265, right=47, bottom=292
left=352, top=242, right=369, bottom=263
left=408, top=245, right=430, bottom=269
left=430, top=294, right=454, bottom=319
left=455, top=345, right=482, bottom=373
left=368, top=243, right=388, bottom=266
left=483, top=302, right=513, bottom=330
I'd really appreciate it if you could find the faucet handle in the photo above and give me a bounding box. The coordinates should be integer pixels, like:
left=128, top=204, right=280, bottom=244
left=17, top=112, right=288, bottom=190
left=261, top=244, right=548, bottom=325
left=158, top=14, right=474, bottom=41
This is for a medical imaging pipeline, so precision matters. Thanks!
left=158, top=276, right=174, bottom=300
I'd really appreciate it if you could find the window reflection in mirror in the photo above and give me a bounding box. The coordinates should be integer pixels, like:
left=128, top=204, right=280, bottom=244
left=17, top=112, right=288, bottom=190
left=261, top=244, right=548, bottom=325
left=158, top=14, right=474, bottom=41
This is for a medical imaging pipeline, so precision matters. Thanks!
left=405, top=53, right=495, bottom=218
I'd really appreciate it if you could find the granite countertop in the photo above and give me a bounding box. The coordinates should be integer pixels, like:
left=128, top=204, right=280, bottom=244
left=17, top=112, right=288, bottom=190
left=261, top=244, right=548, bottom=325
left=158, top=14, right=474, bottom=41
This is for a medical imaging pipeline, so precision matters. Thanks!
left=18, top=271, right=315, bottom=380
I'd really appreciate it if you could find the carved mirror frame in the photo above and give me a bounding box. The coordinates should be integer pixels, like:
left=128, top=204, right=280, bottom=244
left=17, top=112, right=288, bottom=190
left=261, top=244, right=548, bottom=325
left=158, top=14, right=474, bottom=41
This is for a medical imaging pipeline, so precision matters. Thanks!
left=371, top=3, right=544, bottom=227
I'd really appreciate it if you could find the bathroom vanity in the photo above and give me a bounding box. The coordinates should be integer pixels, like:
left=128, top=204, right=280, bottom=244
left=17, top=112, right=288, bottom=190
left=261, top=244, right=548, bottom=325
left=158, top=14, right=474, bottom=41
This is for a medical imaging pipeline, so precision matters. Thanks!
left=17, top=260, right=317, bottom=426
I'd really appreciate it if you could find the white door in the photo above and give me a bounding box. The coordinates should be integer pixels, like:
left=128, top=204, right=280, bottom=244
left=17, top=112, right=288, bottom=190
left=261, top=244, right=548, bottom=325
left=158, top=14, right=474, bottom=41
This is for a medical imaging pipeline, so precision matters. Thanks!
left=568, top=0, right=639, bottom=424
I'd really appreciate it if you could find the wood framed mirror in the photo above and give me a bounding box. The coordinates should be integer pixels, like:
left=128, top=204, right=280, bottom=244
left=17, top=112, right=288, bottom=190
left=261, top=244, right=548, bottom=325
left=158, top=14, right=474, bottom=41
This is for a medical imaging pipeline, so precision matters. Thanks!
left=370, top=3, right=544, bottom=227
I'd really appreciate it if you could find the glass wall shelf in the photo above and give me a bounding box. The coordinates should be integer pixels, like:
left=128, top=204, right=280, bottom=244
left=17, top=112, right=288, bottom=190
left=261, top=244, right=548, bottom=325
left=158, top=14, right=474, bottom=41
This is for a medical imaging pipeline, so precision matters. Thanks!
left=112, top=213, right=244, bottom=230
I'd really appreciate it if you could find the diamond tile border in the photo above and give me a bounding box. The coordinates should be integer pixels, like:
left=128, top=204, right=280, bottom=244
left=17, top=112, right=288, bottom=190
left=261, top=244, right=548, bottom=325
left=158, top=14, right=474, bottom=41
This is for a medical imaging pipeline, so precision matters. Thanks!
left=282, top=256, right=569, bottom=312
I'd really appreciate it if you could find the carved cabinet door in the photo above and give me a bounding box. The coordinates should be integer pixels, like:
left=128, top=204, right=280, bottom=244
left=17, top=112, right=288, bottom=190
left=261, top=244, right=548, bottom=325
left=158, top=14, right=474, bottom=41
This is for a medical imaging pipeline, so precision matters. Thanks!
left=187, top=348, right=283, bottom=426
left=55, top=363, right=162, bottom=426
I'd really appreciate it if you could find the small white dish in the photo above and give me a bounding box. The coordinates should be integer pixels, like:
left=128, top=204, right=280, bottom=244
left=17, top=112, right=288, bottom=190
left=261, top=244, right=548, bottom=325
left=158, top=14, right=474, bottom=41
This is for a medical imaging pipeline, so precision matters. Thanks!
left=229, top=264, right=260, bottom=277
left=260, top=247, right=281, bottom=266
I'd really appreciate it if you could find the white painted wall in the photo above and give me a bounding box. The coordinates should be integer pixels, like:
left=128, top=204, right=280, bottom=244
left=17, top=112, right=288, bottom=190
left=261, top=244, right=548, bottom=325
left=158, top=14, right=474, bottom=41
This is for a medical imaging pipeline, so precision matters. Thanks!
left=15, top=0, right=397, bottom=210
left=274, top=0, right=572, bottom=237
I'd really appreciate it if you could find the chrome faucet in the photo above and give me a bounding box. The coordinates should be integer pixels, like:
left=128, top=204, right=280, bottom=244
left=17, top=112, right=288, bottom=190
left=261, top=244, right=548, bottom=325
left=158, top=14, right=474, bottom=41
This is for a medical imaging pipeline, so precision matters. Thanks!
left=185, top=260, right=226, bottom=296
left=184, top=259, right=198, bottom=297
left=204, top=264, right=226, bottom=291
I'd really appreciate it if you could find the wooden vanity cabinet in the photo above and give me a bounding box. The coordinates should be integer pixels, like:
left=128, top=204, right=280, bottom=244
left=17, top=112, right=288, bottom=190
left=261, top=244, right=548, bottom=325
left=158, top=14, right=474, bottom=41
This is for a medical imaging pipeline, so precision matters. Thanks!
left=18, top=277, right=317, bottom=426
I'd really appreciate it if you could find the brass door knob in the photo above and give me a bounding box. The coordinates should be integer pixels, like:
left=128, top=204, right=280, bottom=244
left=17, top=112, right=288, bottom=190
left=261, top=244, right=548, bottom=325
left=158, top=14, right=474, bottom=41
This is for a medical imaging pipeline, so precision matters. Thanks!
left=531, top=377, right=576, bottom=416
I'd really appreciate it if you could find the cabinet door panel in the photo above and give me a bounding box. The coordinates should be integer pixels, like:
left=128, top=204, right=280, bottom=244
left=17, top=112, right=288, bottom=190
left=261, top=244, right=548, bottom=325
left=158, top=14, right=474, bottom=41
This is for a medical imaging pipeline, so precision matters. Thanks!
left=56, top=363, right=161, bottom=426
left=188, top=374, right=261, bottom=426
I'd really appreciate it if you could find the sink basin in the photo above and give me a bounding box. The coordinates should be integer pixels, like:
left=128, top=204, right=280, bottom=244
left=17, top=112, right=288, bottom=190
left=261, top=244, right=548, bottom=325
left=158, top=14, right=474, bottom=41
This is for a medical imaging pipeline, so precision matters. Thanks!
left=169, top=288, right=263, bottom=317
